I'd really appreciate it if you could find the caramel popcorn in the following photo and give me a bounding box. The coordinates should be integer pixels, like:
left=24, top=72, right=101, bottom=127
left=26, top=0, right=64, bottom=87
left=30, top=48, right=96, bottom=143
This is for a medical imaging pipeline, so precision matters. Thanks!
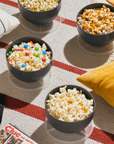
left=78, top=5, right=114, bottom=34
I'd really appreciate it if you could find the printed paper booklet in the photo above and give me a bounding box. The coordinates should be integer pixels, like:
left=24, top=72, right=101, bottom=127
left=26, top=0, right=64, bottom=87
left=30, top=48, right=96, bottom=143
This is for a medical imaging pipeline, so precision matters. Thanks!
left=0, top=123, right=38, bottom=144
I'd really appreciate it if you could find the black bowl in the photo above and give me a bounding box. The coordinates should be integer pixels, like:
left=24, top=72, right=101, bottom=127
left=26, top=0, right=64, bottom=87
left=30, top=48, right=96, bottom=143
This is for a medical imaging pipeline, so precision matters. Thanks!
left=45, top=85, right=95, bottom=133
left=18, top=0, right=61, bottom=26
left=76, top=3, right=114, bottom=47
left=6, top=37, right=53, bottom=83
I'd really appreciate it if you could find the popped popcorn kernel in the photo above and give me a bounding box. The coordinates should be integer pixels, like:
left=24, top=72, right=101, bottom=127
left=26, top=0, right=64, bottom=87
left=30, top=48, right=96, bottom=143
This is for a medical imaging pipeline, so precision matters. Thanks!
left=19, top=0, right=60, bottom=12
left=46, top=86, right=94, bottom=122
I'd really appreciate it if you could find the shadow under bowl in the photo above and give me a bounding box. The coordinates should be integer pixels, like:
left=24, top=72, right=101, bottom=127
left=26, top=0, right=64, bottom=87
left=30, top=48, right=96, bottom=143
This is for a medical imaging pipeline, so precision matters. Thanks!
left=6, top=37, right=53, bottom=83
left=18, top=0, right=61, bottom=26
left=76, top=3, right=114, bottom=47
left=45, top=85, right=95, bottom=133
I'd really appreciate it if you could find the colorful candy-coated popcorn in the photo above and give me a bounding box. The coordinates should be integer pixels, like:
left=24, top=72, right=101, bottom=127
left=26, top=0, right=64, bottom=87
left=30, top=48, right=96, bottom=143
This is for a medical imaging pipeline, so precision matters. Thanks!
left=22, top=64, right=26, bottom=67
left=15, top=60, right=19, bottom=64
left=17, top=49, right=24, bottom=52
left=19, top=53, right=24, bottom=57
left=7, top=41, right=51, bottom=71
left=35, top=47, right=39, bottom=51
left=36, top=54, right=40, bottom=58
left=8, top=58, right=12, bottom=62
left=24, top=44, right=28, bottom=49
left=25, top=52, right=29, bottom=56
left=42, top=58, right=46, bottom=62
left=9, top=51, right=12, bottom=55
left=20, top=49, right=24, bottom=52
left=43, top=50, right=46, bottom=54
left=30, top=41, right=33, bottom=45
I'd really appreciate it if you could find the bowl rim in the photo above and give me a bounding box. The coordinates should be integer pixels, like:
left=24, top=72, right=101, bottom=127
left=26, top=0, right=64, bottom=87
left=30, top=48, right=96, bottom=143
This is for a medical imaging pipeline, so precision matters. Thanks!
left=45, top=84, right=96, bottom=124
left=18, top=0, right=61, bottom=13
left=6, top=36, right=53, bottom=73
left=76, top=2, right=114, bottom=36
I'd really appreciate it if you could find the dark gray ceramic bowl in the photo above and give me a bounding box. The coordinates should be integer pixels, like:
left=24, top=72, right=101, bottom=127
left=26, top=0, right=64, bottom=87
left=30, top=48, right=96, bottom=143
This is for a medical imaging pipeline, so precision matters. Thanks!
left=18, top=0, right=61, bottom=26
left=6, top=37, right=53, bottom=83
left=45, top=85, right=95, bottom=133
left=76, top=3, right=114, bottom=47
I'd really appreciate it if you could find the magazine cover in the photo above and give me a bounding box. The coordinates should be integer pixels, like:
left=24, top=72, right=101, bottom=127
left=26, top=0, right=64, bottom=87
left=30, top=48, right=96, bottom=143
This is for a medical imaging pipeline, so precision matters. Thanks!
left=0, top=124, right=38, bottom=144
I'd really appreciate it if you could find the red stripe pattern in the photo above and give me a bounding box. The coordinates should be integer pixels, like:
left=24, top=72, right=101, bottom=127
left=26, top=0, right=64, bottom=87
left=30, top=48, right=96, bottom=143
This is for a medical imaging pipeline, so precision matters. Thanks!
left=5, top=95, right=46, bottom=121
left=62, top=19, right=77, bottom=27
left=53, top=60, right=86, bottom=75
left=90, top=127, right=114, bottom=144
left=0, top=0, right=18, bottom=8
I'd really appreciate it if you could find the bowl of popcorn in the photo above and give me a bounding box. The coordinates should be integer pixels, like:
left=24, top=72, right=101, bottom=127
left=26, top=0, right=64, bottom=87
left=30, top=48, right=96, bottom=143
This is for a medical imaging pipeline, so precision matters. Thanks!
left=18, top=0, right=61, bottom=26
left=77, top=3, right=114, bottom=47
left=6, top=37, right=53, bottom=83
left=45, top=85, right=95, bottom=133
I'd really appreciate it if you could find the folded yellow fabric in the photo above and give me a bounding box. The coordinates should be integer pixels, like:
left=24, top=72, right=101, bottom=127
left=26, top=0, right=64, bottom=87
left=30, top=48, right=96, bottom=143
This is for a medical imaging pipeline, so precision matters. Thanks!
left=77, top=61, right=114, bottom=107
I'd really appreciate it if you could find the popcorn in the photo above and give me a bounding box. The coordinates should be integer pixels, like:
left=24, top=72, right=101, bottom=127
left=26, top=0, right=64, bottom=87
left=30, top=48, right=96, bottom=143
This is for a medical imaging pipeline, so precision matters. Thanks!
left=46, top=86, right=94, bottom=122
left=19, top=0, right=60, bottom=12
left=78, top=5, right=114, bottom=35
left=7, top=41, right=51, bottom=71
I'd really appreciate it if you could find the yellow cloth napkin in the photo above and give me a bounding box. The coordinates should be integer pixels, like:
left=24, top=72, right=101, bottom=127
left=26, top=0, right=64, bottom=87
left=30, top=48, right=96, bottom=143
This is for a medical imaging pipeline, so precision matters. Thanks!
left=77, top=61, right=114, bottom=107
